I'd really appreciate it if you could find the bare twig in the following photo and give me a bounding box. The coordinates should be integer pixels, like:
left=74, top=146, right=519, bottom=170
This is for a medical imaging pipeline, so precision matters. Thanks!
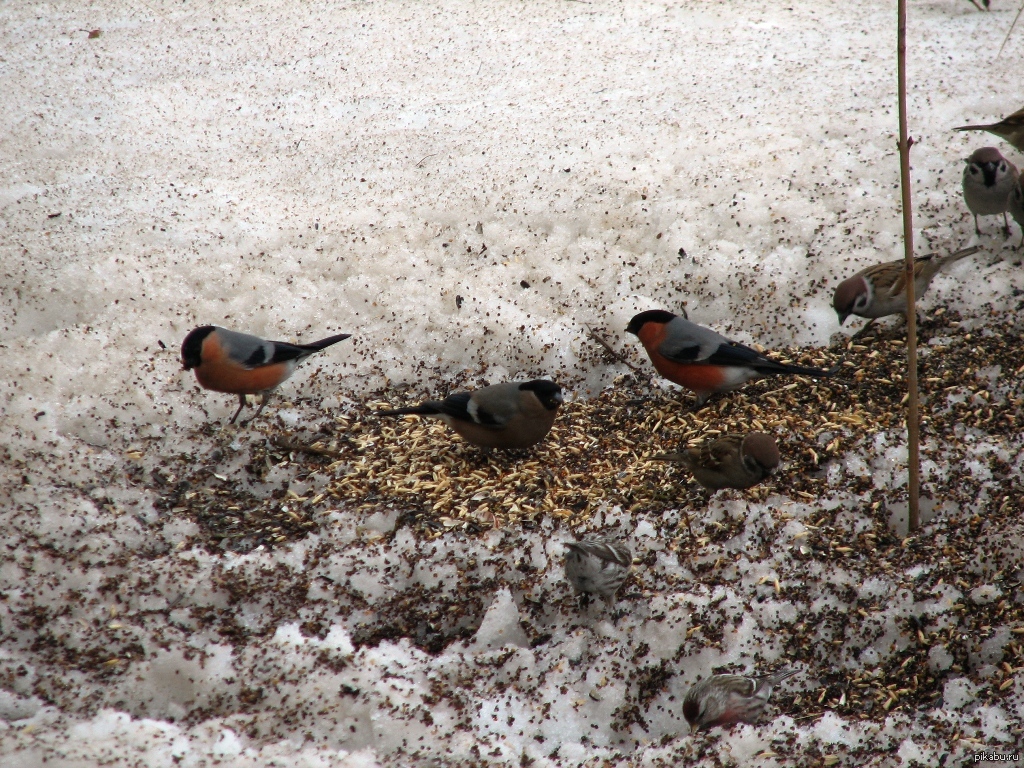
left=270, top=435, right=342, bottom=459
left=897, top=0, right=921, bottom=532
left=585, top=325, right=644, bottom=375
left=998, top=1, right=1024, bottom=58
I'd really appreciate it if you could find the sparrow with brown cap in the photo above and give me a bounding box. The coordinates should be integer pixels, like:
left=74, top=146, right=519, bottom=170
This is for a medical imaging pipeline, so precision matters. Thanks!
left=962, top=147, right=1019, bottom=236
left=832, top=246, right=982, bottom=337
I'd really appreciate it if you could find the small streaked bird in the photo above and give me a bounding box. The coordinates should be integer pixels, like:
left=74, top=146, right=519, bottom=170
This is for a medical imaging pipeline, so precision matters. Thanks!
left=962, top=147, right=1019, bottom=236
left=955, top=106, right=1024, bottom=153
left=563, top=535, right=633, bottom=608
left=652, top=432, right=780, bottom=492
left=377, top=380, right=563, bottom=450
left=1009, top=176, right=1024, bottom=248
left=626, top=310, right=836, bottom=408
left=181, top=326, right=351, bottom=424
left=683, top=669, right=798, bottom=732
left=832, top=245, right=982, bottom=335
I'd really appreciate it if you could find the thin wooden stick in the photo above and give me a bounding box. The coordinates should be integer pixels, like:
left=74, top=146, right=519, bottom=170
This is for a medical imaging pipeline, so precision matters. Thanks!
left=585, top=325, right=645, bottom=375
left=897, top=0, right=921, bottom=533
left=270, top=435, right=342, bottom=459
left=997, top=2, right=1024, bottom=58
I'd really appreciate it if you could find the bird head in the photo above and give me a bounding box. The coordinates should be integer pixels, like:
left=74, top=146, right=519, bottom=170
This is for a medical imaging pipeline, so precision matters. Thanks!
left=625, top=309, right=682, bottom=336
left=832, top=276, right=870, bottom=325
left=180, top=326, right=216, bottom=370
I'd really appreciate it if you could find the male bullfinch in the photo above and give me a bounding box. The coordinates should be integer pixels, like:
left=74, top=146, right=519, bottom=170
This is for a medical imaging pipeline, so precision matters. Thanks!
left=651, top=432, right=780, bottom=491
left=625, top=310, right=835, bottom=407
left=181, top=325, right=351, bottom=424
left=378, top=380, right=563, bottom=450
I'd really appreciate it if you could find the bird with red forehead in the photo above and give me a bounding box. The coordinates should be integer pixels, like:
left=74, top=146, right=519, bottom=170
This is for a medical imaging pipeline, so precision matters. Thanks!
left=625, top=310, right=836, bottom=408
left=683, top=668, right=798, bottom=732
left=181, top=325, right=351, bottom=424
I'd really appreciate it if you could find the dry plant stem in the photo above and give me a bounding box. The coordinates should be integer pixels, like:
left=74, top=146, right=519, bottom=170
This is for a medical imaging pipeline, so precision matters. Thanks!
left=586, top=325, right=645, bottom=375
left=270, top=435, right=343, bottom=459
left=998, top=2, right=1024, bottom=58
left=897, top=0, right=921, bottom=533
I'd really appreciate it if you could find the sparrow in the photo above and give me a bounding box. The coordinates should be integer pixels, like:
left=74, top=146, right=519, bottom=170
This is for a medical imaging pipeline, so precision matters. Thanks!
left=181, top=326, right=351, bottom=424
left=651, top=432, right=780, bottom=492
left=961, top=147, right=1019, bottom=236
left=955, top=107, right=1024, bottom=153
left=563, top=535, right=633, bottom=608
left=625, top=310, right=836, bottom=407
left=683, top=668, right=798, bottom=732
left=1009, top=175, right=1024, bottom=248
left=832, top=245, right=982, bottom=334
left=377, top=380, right=563, bottom=450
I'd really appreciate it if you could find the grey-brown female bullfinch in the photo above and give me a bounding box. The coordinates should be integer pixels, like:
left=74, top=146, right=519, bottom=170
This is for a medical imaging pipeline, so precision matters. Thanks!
left=181, top=325, right=351, bottom=424
left=377, top=380, right=563, bottom=449
left=683, top=669, right=797, bottom=732
left=625, top=310, right=836, bottom=408
left=832, top=246, right=981, bottom=333
left=651, top=432, right=779, bottom=492
left=563, top=535, right=632, bottom=609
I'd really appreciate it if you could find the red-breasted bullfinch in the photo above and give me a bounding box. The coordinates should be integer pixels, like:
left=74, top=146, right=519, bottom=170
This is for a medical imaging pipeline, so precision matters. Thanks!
left=625, top=310, right=835, bottom=407
left=181, top=325, right=351, bottom=424
left=378, top=380, right=563, bottom=449
left=651, top=432, right=780, bottom=491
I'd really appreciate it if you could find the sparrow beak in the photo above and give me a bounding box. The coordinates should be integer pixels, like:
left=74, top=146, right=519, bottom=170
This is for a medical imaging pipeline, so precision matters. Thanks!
left=836, top=310, right=849, bottom=326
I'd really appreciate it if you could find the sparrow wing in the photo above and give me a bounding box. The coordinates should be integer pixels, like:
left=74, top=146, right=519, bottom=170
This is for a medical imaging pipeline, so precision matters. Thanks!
left=701, top=435, right=743, bottom=473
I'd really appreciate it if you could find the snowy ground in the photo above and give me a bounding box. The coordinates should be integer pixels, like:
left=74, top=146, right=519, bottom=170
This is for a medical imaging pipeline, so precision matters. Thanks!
left=2, top=0, right=1024, bottom=765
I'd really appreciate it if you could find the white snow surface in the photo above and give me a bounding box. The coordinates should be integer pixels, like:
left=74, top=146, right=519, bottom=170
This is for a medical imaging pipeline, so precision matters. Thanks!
left=2, top=0, right=1024, bottom=766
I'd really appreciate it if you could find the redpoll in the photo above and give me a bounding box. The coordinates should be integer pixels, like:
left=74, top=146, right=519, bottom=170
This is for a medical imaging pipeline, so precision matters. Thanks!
left=683, top=668, right=797, bottom=732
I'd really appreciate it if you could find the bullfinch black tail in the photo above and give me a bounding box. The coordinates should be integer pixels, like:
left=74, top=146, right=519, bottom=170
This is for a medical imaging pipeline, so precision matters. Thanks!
left=271, top=333, right=352, bottom=364
left=377, top=403, right=446, bottom=418
left=302, top=333, right=352, bottom=352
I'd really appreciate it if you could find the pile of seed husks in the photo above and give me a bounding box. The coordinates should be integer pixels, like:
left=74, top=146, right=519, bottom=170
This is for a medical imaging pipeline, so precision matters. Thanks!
left=134, top=310, right=1024, bottom=742
left=158, top=308, right=1024, bottom=551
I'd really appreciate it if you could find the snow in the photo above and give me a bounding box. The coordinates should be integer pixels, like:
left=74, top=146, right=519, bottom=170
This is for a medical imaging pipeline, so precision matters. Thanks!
left=3, top=0, right=1024, bottom=765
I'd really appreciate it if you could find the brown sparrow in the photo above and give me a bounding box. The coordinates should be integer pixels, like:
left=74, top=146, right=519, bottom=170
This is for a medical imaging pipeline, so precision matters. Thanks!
left=652, top=432, right=780, bottom=492
left=833, top=246, right=982, bottom=335
left=1009, top=175, right=1024, bottom=249
left=962, top=147, right=1019, bottom=236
